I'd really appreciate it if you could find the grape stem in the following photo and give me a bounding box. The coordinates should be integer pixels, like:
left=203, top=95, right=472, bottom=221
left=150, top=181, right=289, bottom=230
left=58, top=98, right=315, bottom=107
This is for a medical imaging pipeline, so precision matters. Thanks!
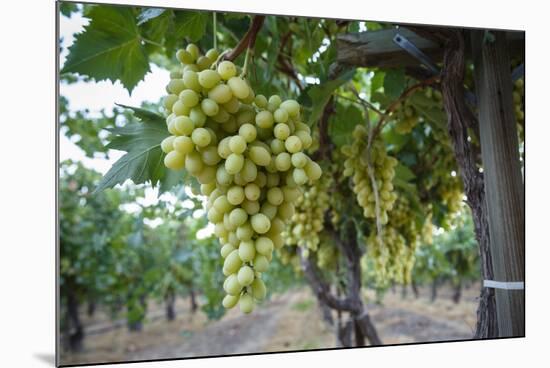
left=213, top=12, right=218, bottom=50
left=223, top=16, right=265, bottom=62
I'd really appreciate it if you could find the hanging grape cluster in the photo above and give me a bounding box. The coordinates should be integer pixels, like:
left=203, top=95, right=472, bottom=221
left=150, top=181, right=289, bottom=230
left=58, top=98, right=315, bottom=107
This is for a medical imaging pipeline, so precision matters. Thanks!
left=160, top=44, right=322, bottom=313
left=282, top=176, right=330, bottom=251
left=341, top=125, right=398, bottom=224
left=513, top=77, right=524, bottom=139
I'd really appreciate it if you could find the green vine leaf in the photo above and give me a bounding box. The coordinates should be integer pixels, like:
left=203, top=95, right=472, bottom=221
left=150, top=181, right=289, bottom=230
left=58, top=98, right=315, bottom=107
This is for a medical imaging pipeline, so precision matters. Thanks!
left=61, top=6, right=150, bottom=93
left=383, top=68, right=406, bottom=100
left=173, top=11, right=208, bottom=42
left=95, top=106, right=185, bottom=194
left=308, top=68, right=356, bottom=125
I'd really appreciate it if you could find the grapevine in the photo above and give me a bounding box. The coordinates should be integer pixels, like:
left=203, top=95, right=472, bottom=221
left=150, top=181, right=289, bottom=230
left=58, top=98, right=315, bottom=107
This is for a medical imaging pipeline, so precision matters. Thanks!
left=341, top=125, right=398, bottom=224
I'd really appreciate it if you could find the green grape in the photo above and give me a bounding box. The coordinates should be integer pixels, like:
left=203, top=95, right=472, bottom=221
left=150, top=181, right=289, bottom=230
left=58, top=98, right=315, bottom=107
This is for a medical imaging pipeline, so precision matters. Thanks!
left=185, top=151, right=203, bottom=174
left=227, top=77, right=249, bottom=99
left=255, top=110, right=274, bottom=129
left=172, top=100, right=190, bottom=116
left=217, top=61, right=237, bottom=80
left=229, top=135, right=247, bottom=154
left=239, top=123, right=257, bottom=143
left=164, top=151, right=185, bottom=170
left=221, top=243, right=236, bottom=258
left=237, top=265, right=254, bottom=286
left=224, top=273, right=242, bottom=295
left=244, top=183, right=261, bottom=201
left=229, top=208, right=248, bottom=227
left=224, top=250, right=242, bottom=275
left=205, top=48, right=219, bottom=62
left=208, top=84, right=233, bottom=104
left=196, top=55, right=212, bottom=70
left=173, top=136, right=194, bottom=154
left=201, top=98, right=219, bottom=117
left=251, top=278, right=266, bottom=300
left=249, top=146, right=271, bottom=166
left=174, top=116, right=194, bottom=136
left=161, top=136, right=176, bottom=153
left=225, top=153, right=245, bottom=175
left=285, top=136, right=302, bottom=153
left=167, top=79, right=186, bottom=95
left=254, top=95, right=268, bottom=108
left=198, top=69, right=221, bottom=89
left=238, top=240, right=256, bottom=262
left=191, top=128, right=211, bottom=147
left=267, top=95, right=281, bottom=112
left=239, top=293, right=254, bottom=313
left=255, top=237, right=274, bottom=256
left=176, top=49, right=194, bottom=64
left=179, top=89, right=199, bottom=107
left=185, top=43, right=200, bottom=60
left=274, top=123, right=290, bottom=140
left=275, top=152, right=291, bottom=171
left=253, top=255, right=269, bottom=272
left=251, top=213, right=271, bottom=234
left=222, top=294, right=239, bottom=309
left=280, top=99, right=300, bottom=117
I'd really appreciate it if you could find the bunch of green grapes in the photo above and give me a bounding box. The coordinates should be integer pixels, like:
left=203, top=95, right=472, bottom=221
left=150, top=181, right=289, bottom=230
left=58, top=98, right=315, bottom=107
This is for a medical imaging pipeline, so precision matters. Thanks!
left=392, top=101, right=420, bottom=134
left=421, top=210, right=434, bottom=245
left=160, top=43, right=322, bottom=314
left=282, top=176, right=330, bottom=251
left=366, top=226, right=415, bottom=285
left=341, top=125, right=398, bottom=224
left=389, top=196, right=419, bottom=247
left=513, top=77, right=524, bottom=139
left=315, top=239, right=339, bottom=270
left=438, top=178, right=463, bottom=214
left=277, top=246, right=302, bottom=274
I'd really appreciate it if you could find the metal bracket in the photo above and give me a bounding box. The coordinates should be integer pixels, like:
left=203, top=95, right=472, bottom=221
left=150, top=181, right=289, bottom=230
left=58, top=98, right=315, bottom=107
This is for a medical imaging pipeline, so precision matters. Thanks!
left=393, top=32, right=440, bottom=75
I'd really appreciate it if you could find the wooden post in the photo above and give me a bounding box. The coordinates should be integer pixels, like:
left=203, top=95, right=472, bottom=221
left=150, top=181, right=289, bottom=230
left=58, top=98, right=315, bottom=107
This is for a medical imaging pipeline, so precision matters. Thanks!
left=471, top=30, right=525, bottom=337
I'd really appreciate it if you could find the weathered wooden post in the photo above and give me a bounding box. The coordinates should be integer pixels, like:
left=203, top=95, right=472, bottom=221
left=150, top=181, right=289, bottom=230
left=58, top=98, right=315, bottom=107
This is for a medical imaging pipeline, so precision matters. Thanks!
left=471, top=30, right=525, bottom=337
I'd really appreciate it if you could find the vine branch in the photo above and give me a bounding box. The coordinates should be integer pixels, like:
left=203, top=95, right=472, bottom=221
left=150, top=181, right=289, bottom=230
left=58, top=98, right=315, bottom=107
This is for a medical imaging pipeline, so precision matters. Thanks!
left=223, top=16, right=266, bottom=61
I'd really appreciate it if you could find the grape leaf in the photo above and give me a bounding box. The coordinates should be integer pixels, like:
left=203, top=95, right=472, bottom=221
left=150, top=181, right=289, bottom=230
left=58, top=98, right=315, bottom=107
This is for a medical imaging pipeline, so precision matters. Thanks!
left=95, top=106, right=184, bottom=194
left=383, top=68, right=405, bottom=100
left=173, top=10, right=208, bottom=42
left=137, top=8, right=166, bottom=25
left=61, top=6, right=150, bottom=93
left=308, top=69, right=356, bottom=125
left=329, top=102, right=362, bottom=147
left=59, top=2, right=78, bottom=17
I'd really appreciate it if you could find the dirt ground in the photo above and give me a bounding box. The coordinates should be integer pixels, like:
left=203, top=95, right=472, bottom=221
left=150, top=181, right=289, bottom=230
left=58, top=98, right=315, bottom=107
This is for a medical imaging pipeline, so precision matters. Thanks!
left=60, top=284, right=479, bottom=366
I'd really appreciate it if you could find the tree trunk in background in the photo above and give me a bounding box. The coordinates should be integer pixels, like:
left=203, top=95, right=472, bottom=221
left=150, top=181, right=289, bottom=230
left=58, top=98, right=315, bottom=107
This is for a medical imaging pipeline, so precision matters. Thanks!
left=67, top=291, right=84, bottom=352
left=189, top=288, right=198, bottom=313
left=338, top=318, right=353, bottom=347
left=401, top=284, right=408, bottom=299
left=411, top=280, right=420, bottom=298
left=431, top=278, right=438, bottom=302
left=318, top=298, right=334, bottom=326
left=87, top=300, right=96, bottom=317
left=439, top=29, right=499, bottom=338
left=165, top=291, right=176, bottom=321
left=299, top=221, right=382, bottom=347
left=453, top=280, right=462, bottom=304
left=127, top=295, right=147, bottom=332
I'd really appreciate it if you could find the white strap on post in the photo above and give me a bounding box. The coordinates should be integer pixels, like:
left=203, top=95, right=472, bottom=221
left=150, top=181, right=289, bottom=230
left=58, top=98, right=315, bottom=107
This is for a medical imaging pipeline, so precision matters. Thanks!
left=483, top=280, right=524, bottom=290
